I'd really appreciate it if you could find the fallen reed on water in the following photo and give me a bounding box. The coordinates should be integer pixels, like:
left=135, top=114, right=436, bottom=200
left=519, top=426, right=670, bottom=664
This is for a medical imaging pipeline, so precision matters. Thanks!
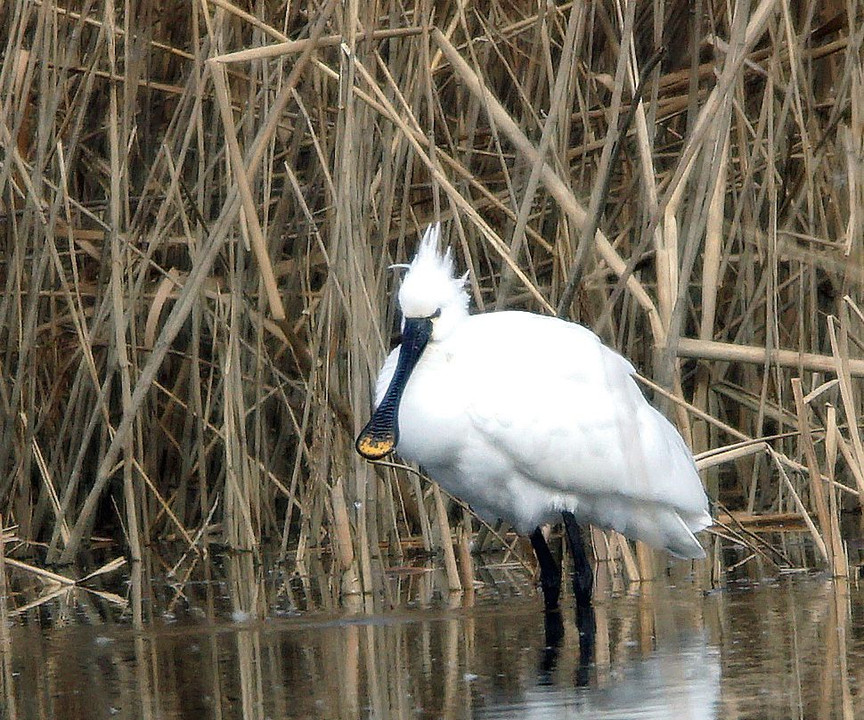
left=0, top=0, right=862, bottom=604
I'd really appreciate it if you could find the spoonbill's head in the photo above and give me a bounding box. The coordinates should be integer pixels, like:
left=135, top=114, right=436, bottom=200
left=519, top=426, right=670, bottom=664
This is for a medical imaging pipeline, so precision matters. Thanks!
left=397, top=223, right=469, bottom=342
left=355, top=223, right=468, bottom=460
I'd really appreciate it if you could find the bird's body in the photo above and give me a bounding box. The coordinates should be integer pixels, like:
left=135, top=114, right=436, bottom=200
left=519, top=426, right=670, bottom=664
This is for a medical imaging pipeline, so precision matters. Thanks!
left=374, top=310, right=710, bottom=557
left=356, top=224, right=711, bottom=629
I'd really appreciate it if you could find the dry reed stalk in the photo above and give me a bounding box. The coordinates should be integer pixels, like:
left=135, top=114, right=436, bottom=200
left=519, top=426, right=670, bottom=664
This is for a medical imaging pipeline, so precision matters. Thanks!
left=457, top=513, right=474, bottom=605
left=791, top=377, right=833, bottom=569
left=7, top=586, right=70, bottom=619
left=330, top=478, right=354, bottom=571
left=209, top=61, right=285, bottom=321
left=0, top=517, right=13, bottom=719
left=825, top=405, right=849, bottom=578
left=26, top=414, right=70, bottom=546
left=2, top=556, right=75, bottom=585
left=695, top=441, right=769, bottom=471
left=692, top=123, right=729, bottom=454
left=331, top=478, right=362, bottom=606
left=211, top=27, right=425, bottom=64
left=771, top=450, right=829, bottom=564
left=833, top=577, right=856, bottom=720
left=828, top=313, right=864, bottom=507
left=103, top=0, right=143, bottom=565
left=431, top=484, right=461, bottom=593
left=222, top=291, right=260, bottom=554
left=677, top=338, right=864, bottom=377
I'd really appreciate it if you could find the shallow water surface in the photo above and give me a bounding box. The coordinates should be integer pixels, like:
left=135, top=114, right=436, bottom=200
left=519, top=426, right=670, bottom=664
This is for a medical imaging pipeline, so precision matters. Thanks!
left=1, top=567, right=862, bottom=719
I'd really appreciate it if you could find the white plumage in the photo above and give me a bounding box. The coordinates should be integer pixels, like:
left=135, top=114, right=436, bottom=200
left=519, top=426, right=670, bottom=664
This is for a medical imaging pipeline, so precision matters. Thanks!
left=357, top=224, right=711, bottom=560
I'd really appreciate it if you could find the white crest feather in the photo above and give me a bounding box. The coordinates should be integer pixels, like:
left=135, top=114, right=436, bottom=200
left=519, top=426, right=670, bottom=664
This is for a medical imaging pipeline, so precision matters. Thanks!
left=397, top=224, right=469, bottom=322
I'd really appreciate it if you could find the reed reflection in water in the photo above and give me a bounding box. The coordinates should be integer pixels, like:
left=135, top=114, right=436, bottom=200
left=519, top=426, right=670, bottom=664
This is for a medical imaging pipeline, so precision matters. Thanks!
left=0, top=554, right=861, bottom=720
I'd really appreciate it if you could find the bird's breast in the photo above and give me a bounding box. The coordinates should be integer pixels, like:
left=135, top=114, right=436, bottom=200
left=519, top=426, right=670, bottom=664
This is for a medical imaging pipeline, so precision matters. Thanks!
left=392, top=350, right=468, bottom=467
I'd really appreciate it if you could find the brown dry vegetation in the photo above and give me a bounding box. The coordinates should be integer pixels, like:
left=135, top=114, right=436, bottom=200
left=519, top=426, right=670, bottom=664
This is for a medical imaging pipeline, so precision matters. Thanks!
left=0, top=0, right=862, bottom=602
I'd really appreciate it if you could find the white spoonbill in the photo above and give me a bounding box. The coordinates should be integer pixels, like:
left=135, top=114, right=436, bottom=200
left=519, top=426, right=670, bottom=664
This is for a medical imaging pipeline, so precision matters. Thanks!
left=356, top=224, right=712, bottom=624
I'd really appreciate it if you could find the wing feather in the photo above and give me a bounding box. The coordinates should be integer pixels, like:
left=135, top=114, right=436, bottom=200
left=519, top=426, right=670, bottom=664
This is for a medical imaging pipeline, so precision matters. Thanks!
left=459, top=313, right=708, bottom=520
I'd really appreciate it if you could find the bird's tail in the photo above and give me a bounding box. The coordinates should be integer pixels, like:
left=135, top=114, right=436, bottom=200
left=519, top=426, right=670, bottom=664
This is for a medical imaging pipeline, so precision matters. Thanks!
left=582, top=496, right=712, bottom=560
left=661, top=509, right=713, bottom=559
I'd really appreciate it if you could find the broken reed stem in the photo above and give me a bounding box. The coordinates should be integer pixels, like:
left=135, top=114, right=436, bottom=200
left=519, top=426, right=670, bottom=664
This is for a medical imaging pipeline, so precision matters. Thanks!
left=772, top=453, right=830, bottom=564
left=791, top=378, right=833, bottom=570
left=330, top=479, right=355, bottom=571
left=677, top=338, right=864, bottom=377
left=427, top=485, right=460, bottom=593
left=825, top=406, right=849, bottom=578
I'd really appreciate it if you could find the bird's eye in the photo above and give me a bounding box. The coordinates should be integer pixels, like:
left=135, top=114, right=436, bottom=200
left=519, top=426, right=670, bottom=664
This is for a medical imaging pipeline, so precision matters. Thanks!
left=430, top=308, right=442, bottom=320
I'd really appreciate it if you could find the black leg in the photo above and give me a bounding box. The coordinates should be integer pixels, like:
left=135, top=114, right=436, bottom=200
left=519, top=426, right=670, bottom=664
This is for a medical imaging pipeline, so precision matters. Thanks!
left=532, top=519, right=595, bottom=686
left=562, top=511, right=596, bottom=646
left=575, top=627, right=594, bottom=688
left=530, top=526, right=561, bottom=612
left=537, top=608, right=564, bottom=685
left=532, top=527, right=564, bottom=684
left=561, top=512, right=593, bottom=609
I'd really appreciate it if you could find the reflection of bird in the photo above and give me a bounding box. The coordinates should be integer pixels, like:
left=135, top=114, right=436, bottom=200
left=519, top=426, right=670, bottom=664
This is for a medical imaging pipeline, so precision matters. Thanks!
left=483, top=632, right=721, bottom=720
left=356, top=224, right=712, bottom=627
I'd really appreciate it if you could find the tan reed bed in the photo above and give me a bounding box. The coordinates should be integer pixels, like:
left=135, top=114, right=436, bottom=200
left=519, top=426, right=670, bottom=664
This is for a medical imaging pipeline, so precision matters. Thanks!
left=0, top=0, right=861, bottom=614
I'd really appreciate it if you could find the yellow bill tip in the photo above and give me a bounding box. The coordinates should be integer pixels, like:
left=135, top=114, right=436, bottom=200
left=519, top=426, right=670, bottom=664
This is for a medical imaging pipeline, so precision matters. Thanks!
left=355, top=433, right=395, bottom=460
